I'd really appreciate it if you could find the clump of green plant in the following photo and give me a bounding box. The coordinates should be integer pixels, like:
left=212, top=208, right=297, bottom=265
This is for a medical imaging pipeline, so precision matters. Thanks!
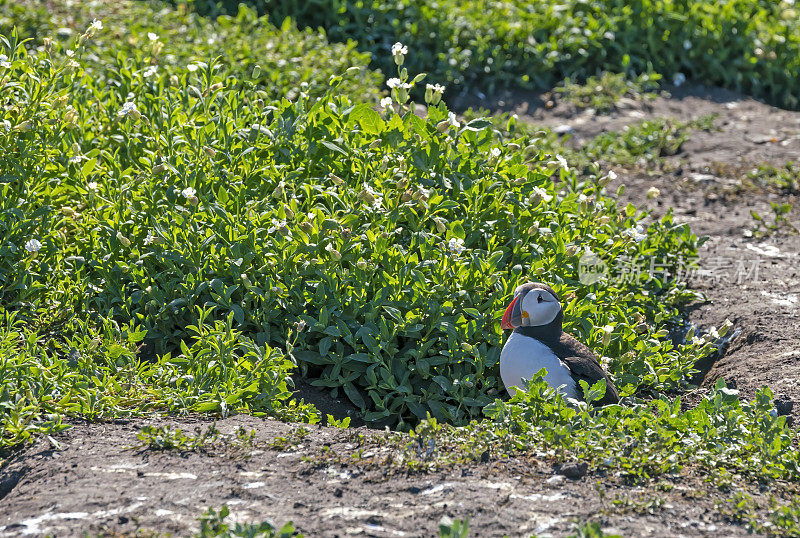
left=385, top=374, right=799, bottom=484
left=555, top=72, right=661, bottom=113
left=746, top=162, right=800, bottom=193
left=720, top=492, right=800, bottom=536
left=191, top=0, right=800, bottom=110
left=134, top=424, right=219, bottom=450
left=268, top=426, right=310, bottom=451
left=196, top=506, right=297, bottom=538
left=569, top=522, right=622, bottom=538
left=750, top=202, right=798, bottom=236
left=438, top=516, right=469, bottom=538
left=584, top=117, right=711, bottom=165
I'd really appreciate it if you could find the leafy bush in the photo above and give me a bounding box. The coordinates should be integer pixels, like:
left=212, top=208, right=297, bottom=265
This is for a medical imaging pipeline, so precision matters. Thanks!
left=0, top=0, right=382, bottom=103
left=197, top=0, right=800, bottom=109
left=0, top=17, right=712, bottom=433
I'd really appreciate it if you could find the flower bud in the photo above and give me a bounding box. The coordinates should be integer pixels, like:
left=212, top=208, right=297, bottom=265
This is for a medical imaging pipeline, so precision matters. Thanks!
left=328, top=248, right=342, bottom=261
left=61, top=206, right=76, bottom=218
left=209, top=82, right=223, bottom=92
left=187, top=195, right=199, bottom=206
left=331, top=174, right=343, bottom=186
left=433, top=217, right=446, bottom=233
left=241, top=273, right=252, bottom=289
left=272, top=181, right=284, bottom=199
left=356, top=260, right=368, bottom=270
left=718, top=319, right=733, bottom=337
left=436, top=120, right=451, bottom=133
left=284, top=206, right=295, bottom=220
left=204, top=146, right=216, bottom=158
left=401, top=190, right=412, bottom=202
left=252, top=64, right=261, bottom=79
left=116, top=232, right=131, bottom=247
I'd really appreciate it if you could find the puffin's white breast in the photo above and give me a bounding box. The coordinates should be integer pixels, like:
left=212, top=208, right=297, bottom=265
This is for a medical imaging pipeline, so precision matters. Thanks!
left=500, top=332, right=579, bottom=399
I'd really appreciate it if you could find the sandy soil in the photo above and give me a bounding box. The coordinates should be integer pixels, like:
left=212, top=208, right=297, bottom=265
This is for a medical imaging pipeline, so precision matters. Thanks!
left=1, top=86, right=799, bottom=537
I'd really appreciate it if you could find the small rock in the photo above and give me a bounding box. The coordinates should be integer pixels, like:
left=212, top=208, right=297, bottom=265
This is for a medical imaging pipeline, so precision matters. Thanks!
left=546, top=475, right=565, bottom=487
left=554, top=124, right=575, bottom=135
left=557, top=461, right=588, bottom=479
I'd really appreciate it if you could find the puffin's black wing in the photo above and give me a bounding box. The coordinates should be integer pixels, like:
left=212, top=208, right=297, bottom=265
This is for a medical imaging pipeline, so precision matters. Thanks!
left=552, top=333, right=620, bottom=406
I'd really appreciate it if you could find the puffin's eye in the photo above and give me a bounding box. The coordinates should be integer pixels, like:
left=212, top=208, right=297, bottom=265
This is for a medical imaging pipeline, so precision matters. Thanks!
left=537, top=295, right=543, bottom=303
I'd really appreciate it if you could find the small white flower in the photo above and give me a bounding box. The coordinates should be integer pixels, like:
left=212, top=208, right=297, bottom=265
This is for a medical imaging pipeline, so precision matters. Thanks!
left=268, top=219, right=287, bottom=234
left=683, top=39, right=692, bottom=50
left=380, top=96, right=393, bottom=109
left=623, top=224, right=647, bottom=242
left=0, top=54, right=9, bottom=69
left=426, top=83, right=445, bottom=93
left=89, top=19, right=103, bottom=31
left=448, top=237, right=465, bottom=255
left=187, top=63, right=199, bottom=72
left=87, top=181, right=98, bottom=191
left=555, top=154, right=569, bottom=171
left=69, top=155, right=84, bottom=164
left=117, top=101, right=139, bottom=119
left=490, top=147, right=501, bottom=158
left=607, top=170, right=617, bottom=180
left=181, top=187, right=196, bottom=198
left=386, top=77, right=401, bottom=89
left=65, top=50, right=75, bottom=58
left=143, top=65, right=158, bottom=78
left=673, top=73, right=687, bottom=87
left=391, top=42, right=408, bottom=56
left=646, top=186, right=661, bottom=199
left=144, top=231, right=156, bottom=245
left=25, top=239, right=42, bottom=253
left=447, top=111, right=460, bottom=128
left=148, top=32, right=159, bottom=42
left=530, top=186, right=553, bottom=203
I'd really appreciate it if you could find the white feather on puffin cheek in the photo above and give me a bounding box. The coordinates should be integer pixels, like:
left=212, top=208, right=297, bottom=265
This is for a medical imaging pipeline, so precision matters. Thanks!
left=521, top=290, right=561, bottom=326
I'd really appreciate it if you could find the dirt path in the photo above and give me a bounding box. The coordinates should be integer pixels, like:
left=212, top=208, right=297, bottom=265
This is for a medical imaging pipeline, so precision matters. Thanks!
left=0, top=416, right=780, bottom=537
left=2, top=86, right=799, bottom=537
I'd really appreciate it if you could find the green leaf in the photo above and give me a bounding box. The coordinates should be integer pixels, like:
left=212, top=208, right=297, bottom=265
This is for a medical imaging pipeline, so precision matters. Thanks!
left=320, top=140, right=347, bottom=155
left=81, top=157, right=97, bottom=177
left=350, top=104, right=385, bottom=135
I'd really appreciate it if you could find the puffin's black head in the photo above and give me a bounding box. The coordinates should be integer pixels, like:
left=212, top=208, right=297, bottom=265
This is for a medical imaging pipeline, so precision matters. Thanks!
left=501, top=282, right=562, bottom=330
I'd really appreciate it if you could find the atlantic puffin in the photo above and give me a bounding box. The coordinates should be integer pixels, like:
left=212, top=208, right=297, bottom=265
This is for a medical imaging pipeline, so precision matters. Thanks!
left=500, top=282, right=619, bottom=405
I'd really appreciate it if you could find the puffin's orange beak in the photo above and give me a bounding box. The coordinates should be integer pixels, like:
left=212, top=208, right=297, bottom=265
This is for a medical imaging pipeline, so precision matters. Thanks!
left=501, top=295, right=520, bottom=330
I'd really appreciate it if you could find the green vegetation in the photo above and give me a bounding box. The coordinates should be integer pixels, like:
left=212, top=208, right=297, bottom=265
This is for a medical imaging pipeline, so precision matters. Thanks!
left=0, top=5, right=715, bottom=439
left=197, top=0, right=800, bottom=109
left=389, top=377, right=797, bottom=484
left=0, top=0, right=381, bottom=103
left=134, top=424, right=220, bottom=450
left=1, top=3, right=799, bottom=536
left=197, top=506, right=297, bottom=538
left=746, top=162, right=800, bottom=193
left=555, top=72, right=661, bottom=113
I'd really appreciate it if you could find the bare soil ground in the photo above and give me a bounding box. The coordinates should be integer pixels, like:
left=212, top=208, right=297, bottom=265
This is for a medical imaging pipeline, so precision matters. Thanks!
left=2, top=86, right=799, bottom=537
